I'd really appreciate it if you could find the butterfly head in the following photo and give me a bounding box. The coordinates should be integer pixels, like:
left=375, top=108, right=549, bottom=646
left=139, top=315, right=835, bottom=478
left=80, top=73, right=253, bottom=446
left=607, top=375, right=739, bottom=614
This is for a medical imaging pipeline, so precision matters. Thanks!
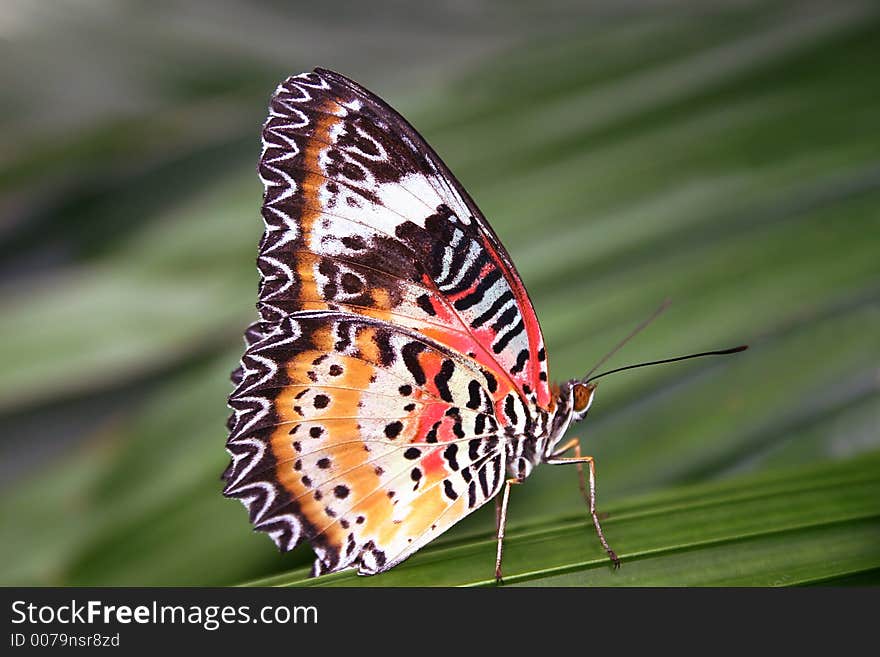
left=542, top=380, right=597, bottom=459
left=570, top=381, right=597, bottom=422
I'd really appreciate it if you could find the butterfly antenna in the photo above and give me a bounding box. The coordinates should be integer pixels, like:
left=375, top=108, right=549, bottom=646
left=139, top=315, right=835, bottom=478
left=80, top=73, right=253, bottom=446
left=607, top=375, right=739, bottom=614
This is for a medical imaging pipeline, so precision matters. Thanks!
left=586, top=345, right=748, bottom=383
left=581, top=298, right=671, bottom=382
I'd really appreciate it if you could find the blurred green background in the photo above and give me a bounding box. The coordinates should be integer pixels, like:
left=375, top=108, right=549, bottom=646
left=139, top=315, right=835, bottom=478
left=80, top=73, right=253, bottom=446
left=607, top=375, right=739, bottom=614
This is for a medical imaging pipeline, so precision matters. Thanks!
left=2, top=1, right=878, bottom=586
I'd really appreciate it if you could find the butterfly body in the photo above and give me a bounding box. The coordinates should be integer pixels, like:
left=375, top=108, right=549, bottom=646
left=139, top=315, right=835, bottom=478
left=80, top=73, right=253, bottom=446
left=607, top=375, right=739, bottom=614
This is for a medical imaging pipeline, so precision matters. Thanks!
left=224, top=69, right=604, bottom=578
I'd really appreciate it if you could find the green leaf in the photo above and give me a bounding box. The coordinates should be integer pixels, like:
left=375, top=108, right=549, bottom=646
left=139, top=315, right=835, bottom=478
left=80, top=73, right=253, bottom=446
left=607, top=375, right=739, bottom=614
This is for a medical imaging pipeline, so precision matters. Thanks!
left=241, top=451, right=880, bottom=586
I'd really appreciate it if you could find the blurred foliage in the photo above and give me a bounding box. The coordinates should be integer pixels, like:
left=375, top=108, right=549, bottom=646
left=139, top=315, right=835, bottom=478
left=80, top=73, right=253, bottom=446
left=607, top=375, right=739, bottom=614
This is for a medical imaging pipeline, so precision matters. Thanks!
left=1, top=1, right=878, bottom=586
left=248, top=453, right=880, bottom=586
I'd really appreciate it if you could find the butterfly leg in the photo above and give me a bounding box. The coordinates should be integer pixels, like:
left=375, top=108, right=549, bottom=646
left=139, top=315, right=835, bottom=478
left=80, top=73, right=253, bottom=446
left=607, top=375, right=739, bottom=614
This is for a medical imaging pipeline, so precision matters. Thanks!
left=550, top=438, right=589, bottom=505
left=546, top=441, right=620, bottom=568
left=495, top=477, right=522, bottom=585
left=548, top=438, right=608, bottom=518
left=549, top=438, right=613, bottom=518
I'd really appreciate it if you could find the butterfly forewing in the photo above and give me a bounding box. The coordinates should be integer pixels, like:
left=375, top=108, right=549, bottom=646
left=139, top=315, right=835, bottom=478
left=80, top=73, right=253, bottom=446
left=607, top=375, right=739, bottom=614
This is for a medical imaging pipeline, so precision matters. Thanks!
left=224, top=69, right=550, bottom=575
left=258, top=69, right=550, bottom=404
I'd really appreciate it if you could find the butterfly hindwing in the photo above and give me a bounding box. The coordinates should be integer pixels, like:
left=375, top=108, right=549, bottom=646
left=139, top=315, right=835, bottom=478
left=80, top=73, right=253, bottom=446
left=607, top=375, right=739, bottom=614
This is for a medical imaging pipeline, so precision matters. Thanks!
left=225, top=313, right=506, bottom=574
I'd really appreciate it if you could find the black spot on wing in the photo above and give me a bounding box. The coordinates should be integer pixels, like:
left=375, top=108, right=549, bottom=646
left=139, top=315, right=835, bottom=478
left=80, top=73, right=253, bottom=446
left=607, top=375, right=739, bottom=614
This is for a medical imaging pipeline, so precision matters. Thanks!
left=478, top=463, right=491, bottom=498
left=466, top=379, right=482, bottom=410
left=342, top=235, right=367, bottom=250
left=434, top=359, right=455, bottom=403
left=340, top=272, right=363, bottom=294
left=374, top=328, right=396, bottom=367
left=401, top=342, right=427, bottom=385
left=467, top=480, right=477, bottom=508
left=469, top=439, right=481, bottom=461
left=503, top=395, right=520, bottom=428
left=510, top=348, right=529, bottom=375
left=444, top=443, right=459, bottom=470
left=425, top=420, right=441, bottom=443
left=384, top=421, right=403, bottom=439
left=489, top=454, right=502, bottom=492
left=416, top=293, right=436, bottom=316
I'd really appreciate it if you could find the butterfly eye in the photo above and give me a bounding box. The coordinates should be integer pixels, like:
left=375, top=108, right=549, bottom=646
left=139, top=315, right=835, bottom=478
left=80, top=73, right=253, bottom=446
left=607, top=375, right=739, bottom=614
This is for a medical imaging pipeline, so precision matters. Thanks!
left=572, top=382, right=596, bottom=414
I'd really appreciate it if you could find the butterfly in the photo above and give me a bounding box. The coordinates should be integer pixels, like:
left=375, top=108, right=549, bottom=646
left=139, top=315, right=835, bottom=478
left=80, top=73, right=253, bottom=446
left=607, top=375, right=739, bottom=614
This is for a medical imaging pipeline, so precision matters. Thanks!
left=222, top=68, right=745, bottom=582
